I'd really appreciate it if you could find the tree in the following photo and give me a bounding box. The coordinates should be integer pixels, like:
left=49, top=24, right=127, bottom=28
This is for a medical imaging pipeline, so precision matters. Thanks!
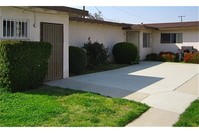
left=87, top=11, right=104, bottom=20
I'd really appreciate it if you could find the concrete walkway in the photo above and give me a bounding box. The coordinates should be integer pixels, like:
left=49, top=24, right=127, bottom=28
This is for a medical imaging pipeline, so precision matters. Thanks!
left=46, top=61, right=199, bottom=126
left=126, top=74, right=198, bottom=126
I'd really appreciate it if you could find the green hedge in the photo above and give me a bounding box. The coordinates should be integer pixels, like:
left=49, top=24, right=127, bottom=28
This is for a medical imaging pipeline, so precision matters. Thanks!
left=69, top=46, right=87, bottom=74
left=0, top=41, right=52, bottom=92
left=112, top=42, right=138, bottom=64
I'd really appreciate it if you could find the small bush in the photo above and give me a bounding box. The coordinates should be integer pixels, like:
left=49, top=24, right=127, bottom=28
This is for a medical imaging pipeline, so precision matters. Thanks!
left=112, top=42, right=138, bottom=64
left=159, top=51, right=179, bottom=62
left=184, top=53, right=199, bottom=64
left=134, top=54, right=140, bottom=64
left=83, top=38, right=109, bottom=67
left=161, top=54, right=176, bottom=62
left=69, top=46, right=87, bottom=74
left=146, top=53, right=160, bottom=61
left=0, top=40, right=52, bottom=92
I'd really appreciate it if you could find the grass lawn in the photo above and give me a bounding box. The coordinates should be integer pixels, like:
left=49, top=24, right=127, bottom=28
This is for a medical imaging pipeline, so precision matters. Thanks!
left=174, top=99, right=199, bottom=127
left=70, top=63, right=130, bottom=76
left=0, top=86, right=149, bottom=127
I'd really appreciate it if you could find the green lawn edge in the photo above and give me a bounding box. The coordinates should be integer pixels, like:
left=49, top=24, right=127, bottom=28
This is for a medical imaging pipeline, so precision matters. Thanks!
left=0, top=86, right=149, bottom=127
left=174, top=99, right=199, bottom=127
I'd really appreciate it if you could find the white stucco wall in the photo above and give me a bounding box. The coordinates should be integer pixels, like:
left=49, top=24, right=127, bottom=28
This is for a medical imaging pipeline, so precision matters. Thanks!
left=152, top=28, right=199, bottom=54
left=0, top=7, right=69, bottom=78
left=69, top=21, right=126, bottom=61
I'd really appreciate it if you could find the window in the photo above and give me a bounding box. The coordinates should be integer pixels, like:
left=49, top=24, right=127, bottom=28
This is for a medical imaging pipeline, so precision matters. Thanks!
left=143, top=33, right=151, bottom=48
left=3, top=18, right=29, bottom=39
left=161, top=33, right=182, bottom=43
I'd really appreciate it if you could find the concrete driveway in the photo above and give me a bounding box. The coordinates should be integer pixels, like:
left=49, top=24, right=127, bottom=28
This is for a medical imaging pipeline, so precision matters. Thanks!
left=46, top=61, right=198, bottom=97
left=46, top=61, right=199, bottom=126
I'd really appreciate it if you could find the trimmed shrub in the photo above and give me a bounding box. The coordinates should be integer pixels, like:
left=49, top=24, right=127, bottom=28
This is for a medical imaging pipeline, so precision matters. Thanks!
left=112, top=42, right=138, bottom=64
left=146, top=53, right=160, bottom=61
left=83, top=38, right=109, bottom=67
left=159, top=51, right=179, bottom=62
left=69, top=46, right=87, bottom=74
left=184, top=53, right=199, bottom=64
left=0, top=40, right=52, bottom=92
left=161, top=54, right=175, bottom=62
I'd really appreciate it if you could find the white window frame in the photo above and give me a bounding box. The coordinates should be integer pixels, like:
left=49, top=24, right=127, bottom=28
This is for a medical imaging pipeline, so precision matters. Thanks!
left=161, top=33, right=183, bottom=44
left=143, top=33, right=151, bottom=48
left=2, top=18, right=30, bottom=40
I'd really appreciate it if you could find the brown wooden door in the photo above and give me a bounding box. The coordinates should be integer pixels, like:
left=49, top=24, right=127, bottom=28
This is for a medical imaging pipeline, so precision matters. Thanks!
left=41, top=22, right=63, bottom=81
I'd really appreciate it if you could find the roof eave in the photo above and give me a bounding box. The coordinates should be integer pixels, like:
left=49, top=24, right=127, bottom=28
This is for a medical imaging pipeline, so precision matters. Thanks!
left=70, top=17, right=132, bottom=27
left=157, top=26, right=199, bottom=30
left=35, top=6, right=89, bottom=16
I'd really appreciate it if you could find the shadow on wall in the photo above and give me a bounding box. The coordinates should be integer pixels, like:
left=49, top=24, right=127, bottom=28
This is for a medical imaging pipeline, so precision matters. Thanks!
left=154, top=43, right=180, bottom=54
left=153, top=43, right=199, bottom=54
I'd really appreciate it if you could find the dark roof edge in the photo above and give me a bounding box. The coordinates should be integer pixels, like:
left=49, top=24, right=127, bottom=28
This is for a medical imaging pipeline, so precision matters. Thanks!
left=128, top=21, right=199, bottom=30
left=70, top=17, right=132, bottom=27
left=143, top=21, right=199, bottom=25
left=35, top=6, right=88, bottom=16
left=143, top=21, right=199, bottom=29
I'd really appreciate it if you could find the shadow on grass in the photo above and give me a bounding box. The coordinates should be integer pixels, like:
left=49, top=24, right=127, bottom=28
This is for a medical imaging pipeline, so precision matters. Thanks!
left=24, top=85, right=102, bottom=97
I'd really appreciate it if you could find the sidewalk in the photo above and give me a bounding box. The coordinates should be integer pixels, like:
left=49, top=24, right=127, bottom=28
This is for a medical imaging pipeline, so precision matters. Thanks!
left=125, top=74, right=199, bottom=126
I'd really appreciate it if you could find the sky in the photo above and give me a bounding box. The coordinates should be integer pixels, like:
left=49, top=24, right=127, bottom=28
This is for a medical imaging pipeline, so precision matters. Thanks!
left=1, top=0, right=199, bottom=25
left=73, top=6, right=198, bottom=24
